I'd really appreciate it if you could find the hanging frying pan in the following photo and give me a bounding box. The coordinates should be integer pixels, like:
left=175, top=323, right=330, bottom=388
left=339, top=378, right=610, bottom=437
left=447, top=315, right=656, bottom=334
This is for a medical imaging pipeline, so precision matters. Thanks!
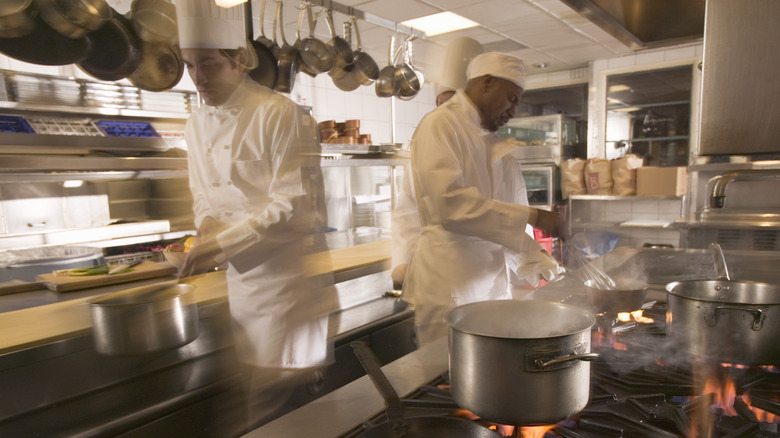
left=33, top=0, right=111, bottom=39
left=255, top=0, right=274, bottom=49
left=351, top=341, right=502, bottom=438
left=77, top=9, right=142, bottom=82
left=0, top=0, right=37, bottom=38
left=295, top=1, right=333, bottom=77
left=272, top=0, right=299, bottom=93
left=324, top=7, right=352, bottom=70
left=0, top=13, right=91, bottom=65
left=349, top=16, right=378, bottom=86
left=245, top=0, right=277, bottom=89
left=330, top=21, right=359, bottom=92
left=127, top=41, right=183, bottom=92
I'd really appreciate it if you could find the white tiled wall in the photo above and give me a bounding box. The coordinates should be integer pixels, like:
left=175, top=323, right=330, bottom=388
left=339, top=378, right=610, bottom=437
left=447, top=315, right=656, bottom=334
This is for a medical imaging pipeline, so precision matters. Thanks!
left=569, top=196, right=685, bottom=248
left=288, top=73, right=436, bottom=146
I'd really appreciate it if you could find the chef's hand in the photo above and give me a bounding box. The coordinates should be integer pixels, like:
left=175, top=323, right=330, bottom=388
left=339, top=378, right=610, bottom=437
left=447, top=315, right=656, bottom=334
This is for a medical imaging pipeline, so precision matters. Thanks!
left=531, top=208, right=563, bottom=238
left=391, top=264, right=408, bottom=290
left=178, top=237, right=224, bottom=279
left=515, top=249, right=565, bottom=288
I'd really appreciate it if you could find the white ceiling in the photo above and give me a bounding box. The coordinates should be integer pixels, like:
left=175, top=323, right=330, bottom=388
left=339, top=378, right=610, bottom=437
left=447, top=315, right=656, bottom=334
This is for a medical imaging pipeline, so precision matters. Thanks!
left=110, top=0, right=639, bottom=84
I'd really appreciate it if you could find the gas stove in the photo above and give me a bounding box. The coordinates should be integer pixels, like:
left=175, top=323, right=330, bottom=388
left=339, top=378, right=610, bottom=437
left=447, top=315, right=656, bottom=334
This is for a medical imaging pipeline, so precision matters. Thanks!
left=248, top=300, right=780, bottom=438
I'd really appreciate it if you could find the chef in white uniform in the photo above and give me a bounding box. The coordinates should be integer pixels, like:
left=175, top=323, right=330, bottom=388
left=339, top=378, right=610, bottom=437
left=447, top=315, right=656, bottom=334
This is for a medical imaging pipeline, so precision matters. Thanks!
left=175, top=0, right=333, bottom=430
left=404, top=52, right=563, bottom=346
left=391, top=37, right=484, bottom=290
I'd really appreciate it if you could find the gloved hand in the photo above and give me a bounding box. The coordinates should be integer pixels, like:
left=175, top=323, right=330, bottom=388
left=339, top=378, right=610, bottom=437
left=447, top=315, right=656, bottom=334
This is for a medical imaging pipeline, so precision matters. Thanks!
left=515, top=249, right=565, bottom=288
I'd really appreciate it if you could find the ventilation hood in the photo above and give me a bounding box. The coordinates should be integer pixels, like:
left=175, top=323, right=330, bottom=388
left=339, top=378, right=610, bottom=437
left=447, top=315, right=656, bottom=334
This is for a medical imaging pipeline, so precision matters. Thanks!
left=560, top=0, right=705, bottom=50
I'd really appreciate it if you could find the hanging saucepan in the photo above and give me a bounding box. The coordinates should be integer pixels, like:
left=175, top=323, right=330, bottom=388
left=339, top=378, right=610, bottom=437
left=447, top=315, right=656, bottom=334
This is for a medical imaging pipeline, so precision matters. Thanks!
left=375, top=34, right=398, bottom=98
left=77, top=9, right=141, bottom=82
left=272, top=0, right=299, bottom=93
left=351, top=341, right=501, bottom=438
left=0, top=13, right=91, bottom=65
left=295, top=2, right=333, bottom=77
left=0, top=0, right=37, bottom=38
left=128, top=0, right=178, bottom=44
left=395, top=38, right=422, bottom=100
left=246, top=0, right=277, bottom=89
left=330, top=21, right=360, bottom=92
left=255, top=0, right=275, bottom=49
left=33, top=0, right=111, bottom=39
left=128, top=41, right=184, bottom=92
left=325, top=8, right=352, bottom=71
left=448, top=300, right=598, bottom=426
left=349, top=16, right=378, bottom=86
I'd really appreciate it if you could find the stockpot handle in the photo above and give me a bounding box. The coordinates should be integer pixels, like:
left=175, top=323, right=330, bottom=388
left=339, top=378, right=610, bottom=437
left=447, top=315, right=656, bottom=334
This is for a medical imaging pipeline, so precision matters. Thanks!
left=536, top=352, right=599, bottom=369
left=704, top=305, right=765, bottom=330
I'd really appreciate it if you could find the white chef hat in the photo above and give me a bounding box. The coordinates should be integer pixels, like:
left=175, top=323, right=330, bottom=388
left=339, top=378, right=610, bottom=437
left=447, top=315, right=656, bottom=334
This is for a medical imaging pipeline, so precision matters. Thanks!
left=466, top=52, right=526, bottom=89
left=175, top=0, right=246, bottom=50
left=437, top=37, right=484, bottom=93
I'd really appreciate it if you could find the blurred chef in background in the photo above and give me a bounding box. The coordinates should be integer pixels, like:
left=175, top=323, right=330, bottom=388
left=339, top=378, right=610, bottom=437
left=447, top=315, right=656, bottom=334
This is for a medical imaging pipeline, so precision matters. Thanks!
left=403, top=52, right=564, bottom=346
left=175, top=0, right=334, bottom=431
left=391, top=37, right=484, bottom=290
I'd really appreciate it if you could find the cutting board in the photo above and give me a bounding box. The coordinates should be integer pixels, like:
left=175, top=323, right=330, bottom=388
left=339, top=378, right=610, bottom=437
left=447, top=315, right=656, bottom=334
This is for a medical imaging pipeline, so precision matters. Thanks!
left=36, top=261, right=178, bottom=293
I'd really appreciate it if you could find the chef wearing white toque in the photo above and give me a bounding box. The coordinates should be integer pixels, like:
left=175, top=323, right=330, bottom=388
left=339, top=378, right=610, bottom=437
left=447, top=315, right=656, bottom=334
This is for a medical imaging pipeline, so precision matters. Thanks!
left=402, top=51, right=564, bottom=347
left=175, top=0, right=333, bottom=431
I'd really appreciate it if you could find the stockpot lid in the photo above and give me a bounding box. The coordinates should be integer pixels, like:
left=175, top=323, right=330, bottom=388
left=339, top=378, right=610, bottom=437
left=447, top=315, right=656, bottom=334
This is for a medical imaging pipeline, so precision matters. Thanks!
left=447, top=299, right=596, bottom=339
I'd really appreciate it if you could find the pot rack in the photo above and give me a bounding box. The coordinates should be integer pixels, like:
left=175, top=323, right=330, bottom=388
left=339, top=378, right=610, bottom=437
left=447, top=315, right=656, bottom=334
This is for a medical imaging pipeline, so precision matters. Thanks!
left=244, top=0, right=426, bottom=42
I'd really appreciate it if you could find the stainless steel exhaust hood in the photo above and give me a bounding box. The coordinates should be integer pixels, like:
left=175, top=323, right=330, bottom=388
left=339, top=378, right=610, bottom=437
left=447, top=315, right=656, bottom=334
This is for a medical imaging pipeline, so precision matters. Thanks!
left=560, top=0, right=705, bottom=50
left=698, top=0, right=780, bottom=156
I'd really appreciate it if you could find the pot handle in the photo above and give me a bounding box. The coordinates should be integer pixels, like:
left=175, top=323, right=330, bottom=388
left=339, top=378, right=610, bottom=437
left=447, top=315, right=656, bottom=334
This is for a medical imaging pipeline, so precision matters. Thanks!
left=704, top=305, right=766, bottom=330
left=536, top=352, right=599, bottom=369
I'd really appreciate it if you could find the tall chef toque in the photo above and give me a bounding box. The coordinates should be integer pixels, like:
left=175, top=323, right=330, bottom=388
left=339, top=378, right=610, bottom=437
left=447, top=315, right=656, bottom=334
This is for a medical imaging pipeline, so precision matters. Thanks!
left=466, top=52, right=526, bottom=89
left=437, top=37, right=484, bottom=95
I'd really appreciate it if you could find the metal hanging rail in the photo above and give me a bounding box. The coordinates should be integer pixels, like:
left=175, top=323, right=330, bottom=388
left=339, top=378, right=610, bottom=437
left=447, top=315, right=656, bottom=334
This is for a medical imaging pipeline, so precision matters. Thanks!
left=308, top=0, right=426, bottom=40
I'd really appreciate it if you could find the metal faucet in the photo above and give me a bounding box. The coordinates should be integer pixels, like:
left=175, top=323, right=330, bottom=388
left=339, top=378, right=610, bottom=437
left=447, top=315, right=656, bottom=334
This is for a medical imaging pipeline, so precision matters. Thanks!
left=708, top=169, right=780, bottom=208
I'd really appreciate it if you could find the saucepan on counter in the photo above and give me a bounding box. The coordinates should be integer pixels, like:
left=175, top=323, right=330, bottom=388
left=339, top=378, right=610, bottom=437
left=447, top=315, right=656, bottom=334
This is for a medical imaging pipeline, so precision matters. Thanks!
left=447, top=300, right=597, bottom=426
left=88, top=282, right=199, bottom=356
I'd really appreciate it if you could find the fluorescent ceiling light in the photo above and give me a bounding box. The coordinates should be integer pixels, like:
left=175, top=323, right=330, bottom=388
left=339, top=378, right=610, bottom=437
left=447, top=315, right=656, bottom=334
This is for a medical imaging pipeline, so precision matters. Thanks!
left=608, top=84, right=632, bottom=93
left=215, top=0, right=247, bottom=7
left=611, top=106, right=642, bottom=113
left=63, top=180, right=84, bottom=188
left=402, top=12, right=479, bottom=37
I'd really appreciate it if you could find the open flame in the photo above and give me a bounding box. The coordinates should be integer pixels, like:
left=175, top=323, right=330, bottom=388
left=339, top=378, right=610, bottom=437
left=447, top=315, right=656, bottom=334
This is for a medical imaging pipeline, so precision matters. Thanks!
left=689, top=365, right=780, bottom=436
left=451, top=409, right=556, bottom=437
left=520, top=425, right=556, bottom=438
left=617, top=309, right=654, bottom=323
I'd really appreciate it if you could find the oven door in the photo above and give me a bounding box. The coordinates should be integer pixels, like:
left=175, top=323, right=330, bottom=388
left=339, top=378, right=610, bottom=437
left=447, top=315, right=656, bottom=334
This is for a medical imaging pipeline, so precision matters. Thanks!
left=521, top=164, right=560, bottom=210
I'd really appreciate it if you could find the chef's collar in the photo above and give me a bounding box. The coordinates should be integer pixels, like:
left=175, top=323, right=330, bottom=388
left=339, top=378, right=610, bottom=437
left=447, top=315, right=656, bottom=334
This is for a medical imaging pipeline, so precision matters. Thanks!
left=205, top=77, right=249, bottom=114
left=451, top=89, right=487, bottom=134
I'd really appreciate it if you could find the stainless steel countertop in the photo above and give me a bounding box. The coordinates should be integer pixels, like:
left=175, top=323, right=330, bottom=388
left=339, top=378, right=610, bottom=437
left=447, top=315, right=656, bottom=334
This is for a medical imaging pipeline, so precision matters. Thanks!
left=244, top=337, right=448, bottom=438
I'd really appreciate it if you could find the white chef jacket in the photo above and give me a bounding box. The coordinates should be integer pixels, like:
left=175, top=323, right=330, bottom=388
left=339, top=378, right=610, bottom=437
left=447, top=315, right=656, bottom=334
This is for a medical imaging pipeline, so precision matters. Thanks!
left=404, top=89, right=543, bottom=345
left=390, top=158, right=419, bottom=273
left=186, top=78, right=333, bottom=368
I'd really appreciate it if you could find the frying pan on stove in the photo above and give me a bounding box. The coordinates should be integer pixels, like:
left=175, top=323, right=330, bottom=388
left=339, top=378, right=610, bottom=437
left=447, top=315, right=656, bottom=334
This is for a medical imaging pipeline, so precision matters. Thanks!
left=351, top=341, right=501, bottom=438
left=0, top=13, right=91, bottom=65
left=77, top=9, right=142, bottom=82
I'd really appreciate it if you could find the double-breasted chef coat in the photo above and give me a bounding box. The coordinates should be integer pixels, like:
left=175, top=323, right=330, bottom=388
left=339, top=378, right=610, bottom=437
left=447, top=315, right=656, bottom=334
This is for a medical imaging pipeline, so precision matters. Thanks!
left=186, top=78, right=333, bottom=369
left=404, top=89, right=545, bottom=346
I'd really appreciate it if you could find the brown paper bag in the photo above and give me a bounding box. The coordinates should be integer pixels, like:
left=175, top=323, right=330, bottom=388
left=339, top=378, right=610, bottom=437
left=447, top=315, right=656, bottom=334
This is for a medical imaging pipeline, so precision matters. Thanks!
left=584, top=158, right=613, bottom=195
left=560, top=158, right=586, bottom=200
left=611, top=154, right=644, bottom=195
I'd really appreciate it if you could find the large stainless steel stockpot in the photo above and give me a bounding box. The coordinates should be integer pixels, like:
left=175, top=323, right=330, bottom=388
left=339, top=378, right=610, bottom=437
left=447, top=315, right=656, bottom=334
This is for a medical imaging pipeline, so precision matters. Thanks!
left=667, top=279, right=780, bottom=365
left=447, top=300, right=597, bottom=426
left=88, top=283, right=199, bottom=356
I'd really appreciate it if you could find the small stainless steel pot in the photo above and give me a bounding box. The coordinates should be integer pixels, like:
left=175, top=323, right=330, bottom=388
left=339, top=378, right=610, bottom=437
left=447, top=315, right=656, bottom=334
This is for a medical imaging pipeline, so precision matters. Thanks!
left=88, top=283, right=199, bottom=356
left=667, top=279, right=780, bottom=365
left=447, top=300, right=597, bottom=426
